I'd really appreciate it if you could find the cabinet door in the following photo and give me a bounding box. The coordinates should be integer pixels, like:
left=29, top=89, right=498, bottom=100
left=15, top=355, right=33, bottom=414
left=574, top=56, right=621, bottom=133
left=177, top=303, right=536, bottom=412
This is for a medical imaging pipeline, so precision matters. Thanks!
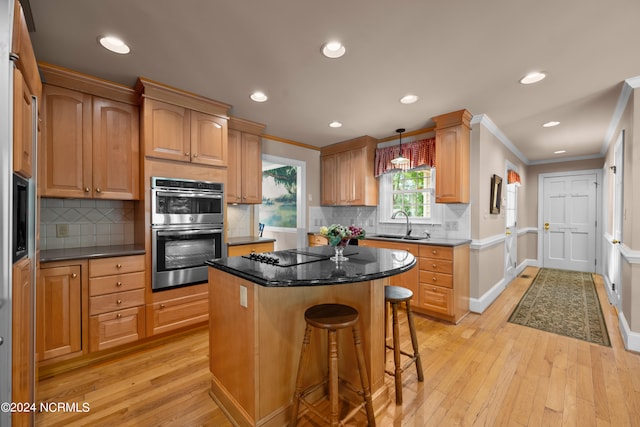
left=227, top=241, right=274, bottom=257
left=348, top=147, right=366, bottom=205
left=13, top=68, right=33, bottom=178
left=435, top=125, right=469, bottom=203
left=227, top=129, right=242, bottom=203
left=336, top=151, right=353, bottom=204
left=42, top=85, right=92, bottom=198
left=12, top=258, right=33, bottom=416
left=92, top=98, right=140, bottom=199
left=241, top=132, right=262, bottom=203
left=142, top=98, right=190, bottom=162
left=191, top=111, right=228, bottom=166
left=37, top=265, right=82, bottom=361
left=321, top=154, right=337, bottom=205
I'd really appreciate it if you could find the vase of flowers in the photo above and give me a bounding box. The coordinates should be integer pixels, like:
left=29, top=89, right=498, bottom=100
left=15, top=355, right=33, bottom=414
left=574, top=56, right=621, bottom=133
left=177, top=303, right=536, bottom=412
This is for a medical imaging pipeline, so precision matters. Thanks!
left=319, top=224, right=366, bottom=262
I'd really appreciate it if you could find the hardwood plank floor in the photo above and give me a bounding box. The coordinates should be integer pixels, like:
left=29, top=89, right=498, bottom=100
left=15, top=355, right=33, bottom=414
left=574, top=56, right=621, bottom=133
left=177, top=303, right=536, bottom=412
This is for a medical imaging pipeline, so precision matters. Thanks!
left=36, top=268, right=640, bottom=426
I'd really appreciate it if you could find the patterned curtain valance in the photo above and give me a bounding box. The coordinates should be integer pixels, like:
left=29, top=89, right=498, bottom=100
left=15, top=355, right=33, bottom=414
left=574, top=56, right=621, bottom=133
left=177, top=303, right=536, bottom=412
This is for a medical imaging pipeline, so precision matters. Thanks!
left=374, top=138, right=436, bottom=177
left=507, top=169, right=521, bottom=186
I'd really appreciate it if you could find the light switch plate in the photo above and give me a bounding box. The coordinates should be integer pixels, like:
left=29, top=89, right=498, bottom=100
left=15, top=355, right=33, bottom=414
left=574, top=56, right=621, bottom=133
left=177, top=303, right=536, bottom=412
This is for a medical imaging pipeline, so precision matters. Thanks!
left=240, top=285, right=248, bottom=308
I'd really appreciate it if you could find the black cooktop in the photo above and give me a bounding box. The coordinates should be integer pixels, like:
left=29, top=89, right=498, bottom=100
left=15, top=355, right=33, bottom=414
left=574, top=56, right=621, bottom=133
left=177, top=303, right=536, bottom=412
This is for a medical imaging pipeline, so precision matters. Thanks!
left=241, top=249, right=339, bottom=266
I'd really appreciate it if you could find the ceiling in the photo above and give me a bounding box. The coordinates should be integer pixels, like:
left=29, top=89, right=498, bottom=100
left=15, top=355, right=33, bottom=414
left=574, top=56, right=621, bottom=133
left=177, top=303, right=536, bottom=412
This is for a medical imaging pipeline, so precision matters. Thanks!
left=26, top=0, right=640, bottom=163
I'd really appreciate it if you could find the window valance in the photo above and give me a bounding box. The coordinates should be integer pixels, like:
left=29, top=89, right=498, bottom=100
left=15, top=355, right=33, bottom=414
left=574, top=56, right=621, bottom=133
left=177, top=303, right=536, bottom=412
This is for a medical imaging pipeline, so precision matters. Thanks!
left=374, top=138, right=436, bottom=177
left=507, top=169, right=521, bottom=186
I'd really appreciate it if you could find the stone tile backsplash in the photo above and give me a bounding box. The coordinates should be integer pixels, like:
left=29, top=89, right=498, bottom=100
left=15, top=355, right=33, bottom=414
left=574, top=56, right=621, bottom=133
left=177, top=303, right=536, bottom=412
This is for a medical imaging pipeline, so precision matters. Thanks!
left=40, top=198, right=135, bottom=250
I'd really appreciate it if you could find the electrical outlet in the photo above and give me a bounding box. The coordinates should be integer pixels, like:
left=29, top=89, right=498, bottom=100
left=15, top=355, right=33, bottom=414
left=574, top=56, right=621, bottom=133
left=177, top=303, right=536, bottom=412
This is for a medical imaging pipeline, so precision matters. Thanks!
left=240, top=285, right=248, bottom=308
left=56, top=224, right=69, bottom=238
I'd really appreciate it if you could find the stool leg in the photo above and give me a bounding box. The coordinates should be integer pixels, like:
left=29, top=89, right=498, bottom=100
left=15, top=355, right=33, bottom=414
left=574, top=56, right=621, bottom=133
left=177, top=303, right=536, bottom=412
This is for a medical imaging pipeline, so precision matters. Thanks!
left=405, top=300, right=424, bottom=382
left=352, top=323, right=376, bottom=426
left=391, top=301, right=403, bottom=405
left=328, top=329, right=339, bottom=427
left=290, top=324, right=313, bottom=427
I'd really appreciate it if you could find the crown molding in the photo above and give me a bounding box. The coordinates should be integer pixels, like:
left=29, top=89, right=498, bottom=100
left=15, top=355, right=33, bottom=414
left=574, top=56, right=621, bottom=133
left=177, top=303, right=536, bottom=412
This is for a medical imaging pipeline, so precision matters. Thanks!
left=470, top=114, right=529, bottom=164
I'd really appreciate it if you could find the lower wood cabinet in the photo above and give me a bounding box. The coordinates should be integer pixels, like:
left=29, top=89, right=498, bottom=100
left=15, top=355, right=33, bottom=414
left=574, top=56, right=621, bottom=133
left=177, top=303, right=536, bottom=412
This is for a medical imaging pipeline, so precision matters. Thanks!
left=146, top=283, right=209, bottom=336
left=227, top=241, right=274, bottom=257
left=12, top=257, right=33, bottom=427
left=88, top=255, right=145, bottom=352
left=37, top=261, right=87, bottom=363
left=307, top=233, right=328, bottom=247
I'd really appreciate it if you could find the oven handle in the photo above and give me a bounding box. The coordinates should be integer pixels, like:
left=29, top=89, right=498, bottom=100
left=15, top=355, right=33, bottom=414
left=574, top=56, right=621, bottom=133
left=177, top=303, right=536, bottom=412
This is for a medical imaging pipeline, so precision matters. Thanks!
left=155, top=190, right=222, bottom=199
left=156, top=228, right=223, bottom=237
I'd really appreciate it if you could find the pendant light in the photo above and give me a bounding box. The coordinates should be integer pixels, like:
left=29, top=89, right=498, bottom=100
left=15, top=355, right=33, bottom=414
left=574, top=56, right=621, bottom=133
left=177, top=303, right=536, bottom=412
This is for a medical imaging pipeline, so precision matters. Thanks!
left=390, top=128, right=410, bottom=166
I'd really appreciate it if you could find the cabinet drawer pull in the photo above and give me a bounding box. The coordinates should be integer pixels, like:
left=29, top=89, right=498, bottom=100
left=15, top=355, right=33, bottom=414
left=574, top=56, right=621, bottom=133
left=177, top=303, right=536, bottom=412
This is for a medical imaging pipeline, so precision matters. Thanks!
left=95, top=188, right=102, bottom=193
left=185, top=152, right=190, bottom=157
left=160, top=303, right=165, bottom=309
left=192, top=153, right=198, bottom=158
left=84, top=187, right=90, bottom=193
left=116, top=313, right=122, bottom=319
left=116, top=263, right=122, bottom=269
left=432, top=264, right=437, bottom=268
left=116, top=281, right=122, bottom=287
left=71, top=273, right=77, bottom=278
left=432, top=277, right=437, bottom=282
left=116, top=299, right=122, bottom=305
left=433, top=287, right=437, bottom=291
left=432, top=250, right=437, bottom=255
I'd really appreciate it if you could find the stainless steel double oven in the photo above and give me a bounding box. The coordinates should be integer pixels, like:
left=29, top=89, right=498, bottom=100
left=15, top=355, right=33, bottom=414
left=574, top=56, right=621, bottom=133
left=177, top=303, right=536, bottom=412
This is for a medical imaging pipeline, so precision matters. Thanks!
left=151, top=177, right=225, bottom=292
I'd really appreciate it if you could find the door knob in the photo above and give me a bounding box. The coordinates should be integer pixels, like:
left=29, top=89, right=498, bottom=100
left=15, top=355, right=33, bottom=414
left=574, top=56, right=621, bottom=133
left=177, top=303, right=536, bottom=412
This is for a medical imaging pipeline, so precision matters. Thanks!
left=612, top=239, right=620, bottom=244
left=544, top=223, right=550, bottom=230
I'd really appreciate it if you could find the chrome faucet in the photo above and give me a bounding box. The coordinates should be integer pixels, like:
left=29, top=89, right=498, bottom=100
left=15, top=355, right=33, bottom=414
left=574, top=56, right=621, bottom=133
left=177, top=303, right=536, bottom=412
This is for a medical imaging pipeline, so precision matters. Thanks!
left=391, top=210, right=412, bottom=237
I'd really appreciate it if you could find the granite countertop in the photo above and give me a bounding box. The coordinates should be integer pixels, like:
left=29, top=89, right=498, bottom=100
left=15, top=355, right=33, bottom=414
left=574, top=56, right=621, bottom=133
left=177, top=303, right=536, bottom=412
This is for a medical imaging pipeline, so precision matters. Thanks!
left=206, top=245, right=416, bottom=287
left=227, top=236, right=277, bottom=246
left=40, top=244, right=146, bottom=263
left=366, top=235, right=471, bottom=247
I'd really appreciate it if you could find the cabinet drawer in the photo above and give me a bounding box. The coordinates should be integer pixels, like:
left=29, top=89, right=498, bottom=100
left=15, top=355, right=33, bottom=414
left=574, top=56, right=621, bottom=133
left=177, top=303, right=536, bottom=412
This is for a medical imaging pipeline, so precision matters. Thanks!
left=308, top=234, right=328, bottom=246
left=419, top=284, right=453, bottom=316
left=418, top=245, right=453, bottom=260
left=89, top=271, right=145, bottom=296
left=419, top=271, right=453, bottom=288
left=90, top=289, right=145, bottom=315
left=89, top=255, right=145, bottom=277
left=419, top=257, right=453, bottom=274
left=148, top=293, right=209, bottom=336
left=227, top=242, right=274, bottom=257
left=89, top=306, right=145, bottom=352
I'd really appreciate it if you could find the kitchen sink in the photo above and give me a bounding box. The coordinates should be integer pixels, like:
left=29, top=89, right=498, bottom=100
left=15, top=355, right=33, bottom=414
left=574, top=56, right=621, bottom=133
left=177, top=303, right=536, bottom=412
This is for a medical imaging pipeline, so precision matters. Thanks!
left=372, top=234, right=428, bottom=241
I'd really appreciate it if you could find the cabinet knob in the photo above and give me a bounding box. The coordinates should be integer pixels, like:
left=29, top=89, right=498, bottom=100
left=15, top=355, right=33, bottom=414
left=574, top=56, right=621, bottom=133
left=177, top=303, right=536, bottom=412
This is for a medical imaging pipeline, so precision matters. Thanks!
left=433, top=287, right=437, bottom=291
left=192, top=153, right=198, bottom=158
left=432, top=264, right=437, bottom=268
left=432, top=277, right=437, bottom=282
left=116, top=313, right=122, bottom=319
left=116, top=299, right=122, bottom=305
left=116, top=264, right=122, bottom=269
left=160, top=303, right=166, bottom=309
left=116, top=281, right=122, bottom=287
left=95, top=188, right=102, bottom=193
left=71, top=273, right=77, bottom=278
left=185, top=152, right=190, bottom=157
left=432, top=250, right=437, bottom=254
left=84, top=187, right=90, bottom=193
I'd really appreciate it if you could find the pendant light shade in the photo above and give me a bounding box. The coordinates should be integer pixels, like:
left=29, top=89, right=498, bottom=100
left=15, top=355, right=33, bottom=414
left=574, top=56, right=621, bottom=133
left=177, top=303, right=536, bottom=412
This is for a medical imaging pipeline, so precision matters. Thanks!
left=390, top=128, right=410, bottom=166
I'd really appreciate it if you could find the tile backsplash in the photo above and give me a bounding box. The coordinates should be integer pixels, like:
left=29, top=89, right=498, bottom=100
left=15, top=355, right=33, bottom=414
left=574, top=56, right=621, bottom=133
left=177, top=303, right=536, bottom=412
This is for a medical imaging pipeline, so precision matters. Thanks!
left=40, top=198, right=135, bottom=250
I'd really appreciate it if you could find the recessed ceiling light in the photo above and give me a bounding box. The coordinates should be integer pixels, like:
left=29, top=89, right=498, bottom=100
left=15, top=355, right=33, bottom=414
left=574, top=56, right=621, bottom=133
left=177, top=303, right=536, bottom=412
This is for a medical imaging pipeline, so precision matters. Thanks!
left=97, top=35, right=130, bottom=54
left=543, top=121, right=560, bottom=127
left=519, top=71, right=546, bottom=84
left=321, top=41, right=346, bottom=59
left=554, top=150, right=567, bottom=154
left=250, top=91, right=268, bottom=102
left=400, top=94, right=419, bottom=104
left=329, top=121, right=343, bottom=128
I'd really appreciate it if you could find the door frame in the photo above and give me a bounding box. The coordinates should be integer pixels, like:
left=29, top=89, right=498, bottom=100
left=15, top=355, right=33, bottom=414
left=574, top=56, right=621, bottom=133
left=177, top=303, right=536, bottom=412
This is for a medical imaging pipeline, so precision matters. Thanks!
left=537, top=169, right=603, bottom=274
left=504, top=161, right=519, bottom=285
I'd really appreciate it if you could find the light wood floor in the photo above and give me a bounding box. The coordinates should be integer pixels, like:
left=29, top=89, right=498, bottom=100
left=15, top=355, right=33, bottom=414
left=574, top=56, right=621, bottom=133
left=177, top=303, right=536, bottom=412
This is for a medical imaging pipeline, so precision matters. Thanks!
left=36, top=267, right=640, bottom=426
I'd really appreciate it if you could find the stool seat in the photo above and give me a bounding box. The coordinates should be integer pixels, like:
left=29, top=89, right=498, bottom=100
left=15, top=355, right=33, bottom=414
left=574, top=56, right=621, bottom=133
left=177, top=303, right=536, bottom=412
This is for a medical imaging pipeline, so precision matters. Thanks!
left=291, top=303, right=376, bottom=426
left=385, top=285, right=424, bottom=405
left=385, top=285, right=413, bottom=302
left=305, top=303, right=359, bottom=330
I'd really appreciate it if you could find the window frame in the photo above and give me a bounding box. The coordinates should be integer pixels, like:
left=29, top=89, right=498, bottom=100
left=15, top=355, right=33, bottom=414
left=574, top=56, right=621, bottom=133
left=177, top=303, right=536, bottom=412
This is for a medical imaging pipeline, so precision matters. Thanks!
left=378, top=167, right=443, bottom=225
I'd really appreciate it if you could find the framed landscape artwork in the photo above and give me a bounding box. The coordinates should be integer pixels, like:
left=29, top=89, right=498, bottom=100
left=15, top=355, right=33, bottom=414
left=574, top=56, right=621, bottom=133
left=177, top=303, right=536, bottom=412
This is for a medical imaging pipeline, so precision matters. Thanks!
left=490, top=174, right=502, bottom=214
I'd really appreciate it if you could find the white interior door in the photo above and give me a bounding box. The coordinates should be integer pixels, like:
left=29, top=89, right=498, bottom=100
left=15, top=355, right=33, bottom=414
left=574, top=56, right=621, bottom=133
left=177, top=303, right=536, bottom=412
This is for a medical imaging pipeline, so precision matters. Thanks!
left=504, top=182, right=518, bottom=284
left=609, top=133, right=624, bottom=305
left=542, top=172, right=597, bottom=272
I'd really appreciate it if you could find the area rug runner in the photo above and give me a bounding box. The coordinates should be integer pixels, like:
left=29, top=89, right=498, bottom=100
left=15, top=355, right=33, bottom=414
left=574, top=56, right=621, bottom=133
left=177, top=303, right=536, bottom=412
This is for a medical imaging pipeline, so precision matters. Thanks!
left=508, top=268, right=610, bottom=346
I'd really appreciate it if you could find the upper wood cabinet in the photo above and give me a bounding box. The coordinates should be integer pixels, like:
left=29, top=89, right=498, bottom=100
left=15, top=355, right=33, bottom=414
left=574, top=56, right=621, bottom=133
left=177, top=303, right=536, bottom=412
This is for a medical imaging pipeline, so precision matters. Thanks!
left=13, top=68, right=34, bottom=178
left=321, top=136, right=378, bottom=206
left=227, top=117, right=265, bottom=204
left=39, top=64, right=140, bottom=200
left=137, top=77, right=230, bottom=167
left=433, top=109, right=471, bottom=203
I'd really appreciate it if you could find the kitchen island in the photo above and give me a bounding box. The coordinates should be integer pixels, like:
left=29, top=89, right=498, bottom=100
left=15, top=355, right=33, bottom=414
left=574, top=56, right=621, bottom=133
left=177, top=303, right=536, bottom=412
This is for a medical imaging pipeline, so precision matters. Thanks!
left=206, top=245, right=416, bottom=426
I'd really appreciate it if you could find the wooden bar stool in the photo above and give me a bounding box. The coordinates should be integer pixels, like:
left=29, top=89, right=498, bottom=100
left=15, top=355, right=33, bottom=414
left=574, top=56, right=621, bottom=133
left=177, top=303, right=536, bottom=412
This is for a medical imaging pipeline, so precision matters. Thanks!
left=290, top=303, right=376, bottom=427
left=385, top=286, right=424, bottom=404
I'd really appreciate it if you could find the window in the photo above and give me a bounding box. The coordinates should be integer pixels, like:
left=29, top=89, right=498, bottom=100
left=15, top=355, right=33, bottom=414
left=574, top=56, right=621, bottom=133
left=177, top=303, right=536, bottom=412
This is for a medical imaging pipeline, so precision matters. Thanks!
left=379, top=167, right=441, bottom=223
left=505, top=183, right=517, bottom=228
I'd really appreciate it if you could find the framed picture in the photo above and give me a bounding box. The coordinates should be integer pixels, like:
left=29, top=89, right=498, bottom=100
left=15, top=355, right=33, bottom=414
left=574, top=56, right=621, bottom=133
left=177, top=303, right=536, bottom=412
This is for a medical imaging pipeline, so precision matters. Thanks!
left=490, top=174, right=502, bottom=214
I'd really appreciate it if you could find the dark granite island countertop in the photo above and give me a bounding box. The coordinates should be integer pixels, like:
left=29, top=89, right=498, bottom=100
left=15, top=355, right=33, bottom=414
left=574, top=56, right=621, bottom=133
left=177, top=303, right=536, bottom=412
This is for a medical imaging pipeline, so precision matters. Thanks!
left=207, top=245, right=416, bottom=426
left=206, top=245, right=416, bottom=287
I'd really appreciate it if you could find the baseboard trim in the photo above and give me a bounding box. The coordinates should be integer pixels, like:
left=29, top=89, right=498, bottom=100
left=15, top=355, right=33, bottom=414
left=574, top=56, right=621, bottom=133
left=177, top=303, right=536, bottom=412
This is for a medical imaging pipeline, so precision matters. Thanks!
left=619, top=312, right=640, bottom=352
left=469, top=259, right=537, bottom=314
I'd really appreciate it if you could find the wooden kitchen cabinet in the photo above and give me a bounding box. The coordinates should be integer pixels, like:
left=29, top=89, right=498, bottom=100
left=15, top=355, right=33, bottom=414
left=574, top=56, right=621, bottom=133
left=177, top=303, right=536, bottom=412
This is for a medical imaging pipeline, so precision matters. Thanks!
left=40, top=65, right=140, bottom=200
left=12, top=257, right=33, bottom=424
left=359, top=239, right=419, bottom=305
left=418, top=243, right=469, bottom=323
left=227, top=241, right=274, bottom=257
left=88, top=255, right=146, bottom=352
left=147, top=283, right=209, bottom=336
left=227, top=117, right=266, bottom=204
left=433, top=109, right=471, bottom=203
left=13, top=68, right=34, bottom=178
left=308, top=233, right=328, bottom=246
left=37, top=261, right=87, bottom=362
left=321, top=136, right=378, bottom=206
left=137, top=78, right=231, bottom=167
